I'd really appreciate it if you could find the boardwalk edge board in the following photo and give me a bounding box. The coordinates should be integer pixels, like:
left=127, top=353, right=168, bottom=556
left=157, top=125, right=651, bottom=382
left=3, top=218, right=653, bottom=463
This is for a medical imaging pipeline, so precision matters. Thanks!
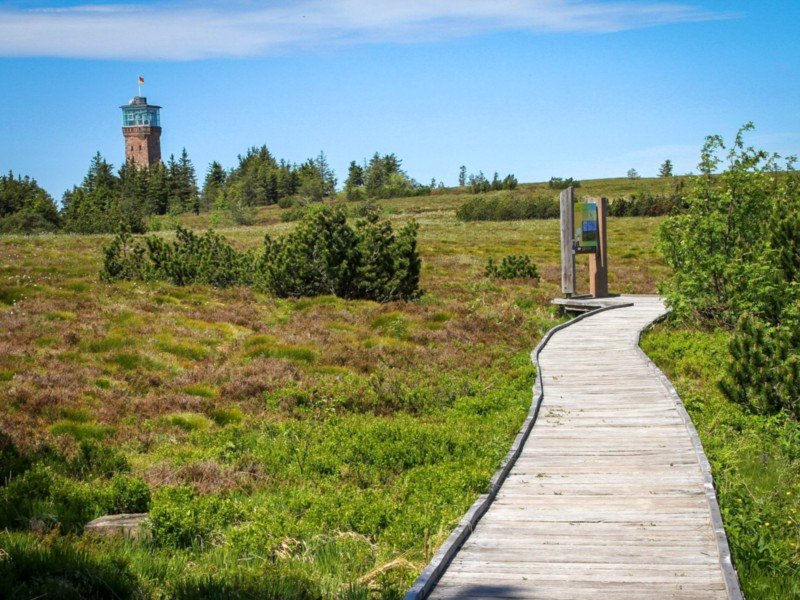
left=404, top=302, right=634, bottom=600
left=634, top=317, right=744, bottom=600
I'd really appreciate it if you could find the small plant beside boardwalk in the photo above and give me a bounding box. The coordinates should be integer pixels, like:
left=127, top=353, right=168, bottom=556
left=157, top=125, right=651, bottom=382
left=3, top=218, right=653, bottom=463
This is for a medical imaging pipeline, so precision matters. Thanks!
left=649, top=124, right=800, bottom=599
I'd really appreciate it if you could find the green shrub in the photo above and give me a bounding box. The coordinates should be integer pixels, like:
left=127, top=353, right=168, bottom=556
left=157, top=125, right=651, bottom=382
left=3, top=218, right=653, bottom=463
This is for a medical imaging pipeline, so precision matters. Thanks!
left=485, top=255, right=540, bottom=280
left=149, top=487, right=241, bottom=549
left=456, top=194, right=558, bottom=221
left=146, top=227, right=255, bottom=287
left=102, top=226, right=255, bottom=288
left=658, top=124, right=798, bottom=327
left=101, top=209, right=421, bottom=303
left=658, top=124, right=800, bottom=418
left=108, top=474, right=151, bottom=513
left=48, top=479, right=110, bottom=531
left=279, top=201, right=327, bottom=223
left=261, top=207, right=421, bottom=302
left=659, top=124, right=800, bottom=417
left=720, top=314, right=799, bottom=418
left=0, top=466, right=54, bottom=530
left=100, top=230, right=149, bottom=282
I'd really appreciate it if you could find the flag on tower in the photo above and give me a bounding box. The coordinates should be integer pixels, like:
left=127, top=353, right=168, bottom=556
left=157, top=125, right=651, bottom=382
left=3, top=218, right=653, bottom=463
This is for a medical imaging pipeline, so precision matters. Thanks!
left=138, top=76, right=144, bottom=84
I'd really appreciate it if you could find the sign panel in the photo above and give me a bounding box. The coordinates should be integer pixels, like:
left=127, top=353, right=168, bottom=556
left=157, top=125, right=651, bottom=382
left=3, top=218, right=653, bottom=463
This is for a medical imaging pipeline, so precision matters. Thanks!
left=574, top=201, right=598, bottom=254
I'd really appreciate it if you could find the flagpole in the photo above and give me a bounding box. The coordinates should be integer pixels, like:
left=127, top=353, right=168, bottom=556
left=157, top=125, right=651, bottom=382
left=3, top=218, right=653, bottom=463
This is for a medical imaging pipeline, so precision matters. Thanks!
left=138, top=78, right=142, bottom=97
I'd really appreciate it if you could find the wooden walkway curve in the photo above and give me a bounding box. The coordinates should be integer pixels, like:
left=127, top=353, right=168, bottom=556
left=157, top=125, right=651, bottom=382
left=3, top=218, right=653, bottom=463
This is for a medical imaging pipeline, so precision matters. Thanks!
left=414, top=296, right=741, bottom=599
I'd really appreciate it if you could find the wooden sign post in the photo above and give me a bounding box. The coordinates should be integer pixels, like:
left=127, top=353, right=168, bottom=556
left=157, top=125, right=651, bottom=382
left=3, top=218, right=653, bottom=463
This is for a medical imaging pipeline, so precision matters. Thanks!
left=559, top=190, right=610, bottom=299
left=560, top=187, right=576, bottom=297
left=589, top=197, right=609, bottom=298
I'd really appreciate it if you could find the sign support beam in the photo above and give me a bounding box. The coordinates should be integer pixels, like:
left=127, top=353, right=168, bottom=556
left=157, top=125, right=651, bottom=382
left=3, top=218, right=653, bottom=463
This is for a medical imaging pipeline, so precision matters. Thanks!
left=589, top=197, right=609, bottom=298
left=560, top=187, right=576, bottom=297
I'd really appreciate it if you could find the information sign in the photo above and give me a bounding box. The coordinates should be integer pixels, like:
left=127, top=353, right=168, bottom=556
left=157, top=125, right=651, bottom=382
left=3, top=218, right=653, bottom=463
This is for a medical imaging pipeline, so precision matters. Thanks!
left=573, top=201, right=598, bottom=254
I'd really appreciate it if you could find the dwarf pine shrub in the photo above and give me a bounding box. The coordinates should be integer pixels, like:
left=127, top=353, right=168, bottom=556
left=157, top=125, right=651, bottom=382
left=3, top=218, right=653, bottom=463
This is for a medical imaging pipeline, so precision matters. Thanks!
left=720, top=313, right=800, bottom=419
left=261, top=207, right=420, bottom=301
left=101, top=208, right=421, bottom=302
left=100, top=229, right=150, bottom=282
left=485, top=255, right=540, bottom=280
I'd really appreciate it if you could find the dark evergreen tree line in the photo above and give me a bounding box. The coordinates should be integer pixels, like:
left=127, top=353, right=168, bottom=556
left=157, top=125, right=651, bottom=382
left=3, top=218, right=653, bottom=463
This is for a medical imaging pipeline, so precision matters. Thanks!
left=62, top=151, right=198, bottom=234
left=0, top=171, right=61, bottom=233
left=205, top=146, right=337, bottom=213
left=3, top=145, right=443, bottom=234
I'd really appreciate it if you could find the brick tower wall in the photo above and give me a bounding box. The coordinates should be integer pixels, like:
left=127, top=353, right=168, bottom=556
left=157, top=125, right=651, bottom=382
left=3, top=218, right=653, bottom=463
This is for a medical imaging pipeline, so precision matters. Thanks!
left=122, top=126, right=162, bottom=167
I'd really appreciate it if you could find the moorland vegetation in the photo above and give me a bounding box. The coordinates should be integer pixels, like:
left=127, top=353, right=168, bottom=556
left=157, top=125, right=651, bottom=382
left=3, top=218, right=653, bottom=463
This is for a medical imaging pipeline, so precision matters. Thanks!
left=0, top=180, right=666, bottom=597
left=2, top=126, right=798, bottom=598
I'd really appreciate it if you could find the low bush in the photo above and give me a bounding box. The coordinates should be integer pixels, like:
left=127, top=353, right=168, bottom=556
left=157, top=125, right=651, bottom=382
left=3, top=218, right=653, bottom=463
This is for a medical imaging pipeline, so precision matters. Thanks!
left=102, top=207, right=421, bottom=303
left=607, top=191, right=686, bottom=217
left=0, top=465, right=134, bottom=533
left=485, top=255, right=540, bottom=280
left=146, top=227, right=256, bottom=287
left=720, top=313, right=799, bottom=419
left=456, top=194, right=559, bottom=221
left=108, top=474, right=151, bottom=514
left=149, top=487, right=242, bottom=549
left=67, top=440, right=129, bottom=479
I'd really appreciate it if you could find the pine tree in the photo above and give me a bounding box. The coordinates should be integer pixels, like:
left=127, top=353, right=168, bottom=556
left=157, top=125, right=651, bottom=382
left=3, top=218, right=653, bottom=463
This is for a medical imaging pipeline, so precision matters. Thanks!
left=659, top=159, right=674, bottom=178
left=201, top=162, right=226, bottom=212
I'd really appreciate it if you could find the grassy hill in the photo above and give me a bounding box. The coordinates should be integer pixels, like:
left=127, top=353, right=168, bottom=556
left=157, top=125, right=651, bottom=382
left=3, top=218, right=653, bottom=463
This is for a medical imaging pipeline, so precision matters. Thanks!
left=0, top=193, right=665, bottom=597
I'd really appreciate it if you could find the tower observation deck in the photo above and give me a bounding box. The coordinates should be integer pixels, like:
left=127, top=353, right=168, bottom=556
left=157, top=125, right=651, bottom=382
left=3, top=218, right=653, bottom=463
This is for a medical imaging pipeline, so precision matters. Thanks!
left=121, top=96, right=162, bottom=167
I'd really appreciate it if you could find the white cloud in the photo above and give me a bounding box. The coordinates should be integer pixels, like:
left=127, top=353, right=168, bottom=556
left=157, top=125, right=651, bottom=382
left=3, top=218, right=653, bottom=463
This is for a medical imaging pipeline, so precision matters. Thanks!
left=0, top=1, right=733, bottom=61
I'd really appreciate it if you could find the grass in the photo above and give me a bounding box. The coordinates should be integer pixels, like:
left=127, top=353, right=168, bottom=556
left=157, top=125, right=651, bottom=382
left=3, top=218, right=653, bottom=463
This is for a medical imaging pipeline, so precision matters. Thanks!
left=642, top=326, right=800, bottom=599
left=0, top=185, right=667, bottom=598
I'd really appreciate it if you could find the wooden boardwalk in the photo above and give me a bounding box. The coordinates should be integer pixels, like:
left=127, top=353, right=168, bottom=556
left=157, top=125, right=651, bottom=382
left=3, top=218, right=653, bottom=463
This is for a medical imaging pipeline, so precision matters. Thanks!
left=425, top=296, right=740, bottom=599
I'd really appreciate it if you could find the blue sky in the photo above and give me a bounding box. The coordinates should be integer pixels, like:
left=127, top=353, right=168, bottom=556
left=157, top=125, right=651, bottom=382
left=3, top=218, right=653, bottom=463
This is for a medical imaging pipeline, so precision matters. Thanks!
left=1, top=1, right=798, bottom=200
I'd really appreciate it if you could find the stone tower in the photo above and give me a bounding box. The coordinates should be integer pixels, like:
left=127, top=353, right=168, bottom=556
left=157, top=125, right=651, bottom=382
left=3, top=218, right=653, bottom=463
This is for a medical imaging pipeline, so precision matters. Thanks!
left=121, top=96, right=162, bottom=167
